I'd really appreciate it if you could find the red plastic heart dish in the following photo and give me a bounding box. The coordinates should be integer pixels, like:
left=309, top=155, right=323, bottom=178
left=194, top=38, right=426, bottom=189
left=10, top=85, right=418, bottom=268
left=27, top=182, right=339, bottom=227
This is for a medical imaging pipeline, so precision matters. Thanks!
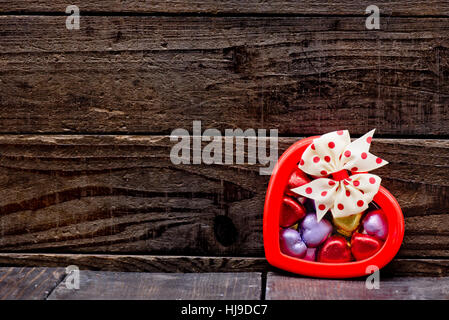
left=263, top=136, right=405, bottom=278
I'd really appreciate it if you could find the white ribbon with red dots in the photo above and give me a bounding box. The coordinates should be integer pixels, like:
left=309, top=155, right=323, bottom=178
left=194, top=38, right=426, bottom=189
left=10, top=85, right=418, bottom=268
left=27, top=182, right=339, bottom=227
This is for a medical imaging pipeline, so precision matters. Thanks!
left=291, top=129, right=387, bottom=221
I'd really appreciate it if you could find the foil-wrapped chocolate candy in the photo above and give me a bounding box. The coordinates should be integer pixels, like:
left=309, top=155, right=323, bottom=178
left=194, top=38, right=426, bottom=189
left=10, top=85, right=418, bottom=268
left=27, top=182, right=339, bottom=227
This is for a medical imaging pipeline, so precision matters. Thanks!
left=317, top=235, right=352, bottom=263
left=362, top=209, right=388, bottom=240
left=300, top=213, right=332, bottom=248
left=280, top=228, right=307, bottom=259
left=333, top=212, right=362, bottom=237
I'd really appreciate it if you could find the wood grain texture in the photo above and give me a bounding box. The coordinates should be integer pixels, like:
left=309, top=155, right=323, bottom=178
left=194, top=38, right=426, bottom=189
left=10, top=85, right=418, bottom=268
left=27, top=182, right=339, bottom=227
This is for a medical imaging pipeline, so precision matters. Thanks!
left=266, top=272, right=449, bottom=300
left=1, top=1, right=449, bottom=16
left=0, top=254, right=270, bottom=273
left=0, top=135, right=447, bottom=258
left=0, top=134, right=265, bottom=255
left=1, top=16, right=449, bottom=135
left=383, top=259, right=449, bottom=277
left=48, top=271, right=261, bottom=300
left=0, top=267, right=65, bottom=300
left=2, top=254, right=449, bottom=277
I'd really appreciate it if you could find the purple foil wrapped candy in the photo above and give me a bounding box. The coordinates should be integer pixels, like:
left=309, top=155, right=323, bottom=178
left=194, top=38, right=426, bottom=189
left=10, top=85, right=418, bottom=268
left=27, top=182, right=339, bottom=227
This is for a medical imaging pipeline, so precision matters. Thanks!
left=280, top=228, right=307, bottom=258
left=362, top=209, right=388, bottom=241
left=300, top=213, right=332, bottom=248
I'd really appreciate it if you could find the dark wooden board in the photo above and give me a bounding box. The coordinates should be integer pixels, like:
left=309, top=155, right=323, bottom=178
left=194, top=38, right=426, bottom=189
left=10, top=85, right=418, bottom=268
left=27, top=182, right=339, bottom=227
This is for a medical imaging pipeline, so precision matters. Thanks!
left=0, top=135, right=447, bottom=258
left=1, top=16, right=449, bottom=135
left=0, top=267, right=65, bottom=300
left=48, top=271, right=261, bottom=300
left=0, top=134, right=266, bottom=256
left=1, top=1, right=449, bottom=16
left=0, top=254, right=270, bottom=273
left=382, top=259, right=449, bottom=277
left=2, top=254, right=449, bottom=277
left=266, top=272, right=449, bottom=299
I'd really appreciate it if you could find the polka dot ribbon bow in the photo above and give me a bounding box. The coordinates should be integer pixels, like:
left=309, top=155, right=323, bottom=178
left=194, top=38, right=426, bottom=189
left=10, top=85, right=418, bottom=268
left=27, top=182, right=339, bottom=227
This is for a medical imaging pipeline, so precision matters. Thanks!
left=291, top=129, right=388, bottom=222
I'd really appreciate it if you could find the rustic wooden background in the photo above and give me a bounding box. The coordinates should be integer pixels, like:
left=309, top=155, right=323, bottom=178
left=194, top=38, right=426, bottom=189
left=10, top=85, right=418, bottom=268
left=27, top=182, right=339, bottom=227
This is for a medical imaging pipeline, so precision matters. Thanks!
left=0, top=1, right=448, bottom=279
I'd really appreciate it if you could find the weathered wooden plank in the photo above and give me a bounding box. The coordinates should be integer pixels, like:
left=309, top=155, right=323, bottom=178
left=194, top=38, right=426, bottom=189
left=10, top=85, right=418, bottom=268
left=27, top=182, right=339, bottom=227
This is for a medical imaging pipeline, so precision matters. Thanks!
left=0, top=135, right=447, bottom=257
left=266, top=272, right=449, bottom=300
left=0, top=134, right=265, bottom=255
left=1, top=1, right=449, bottom=16
left=1, top=254, right=449, bottom=277
left=1, top=16, right=449, bottom=135
left=383, top=259, right=449, bottom=277
left=0, top=254, right=270, bottom=273
left=0, top=267, right=65, bottom=300
left=48, top=271, right=261, bottom=300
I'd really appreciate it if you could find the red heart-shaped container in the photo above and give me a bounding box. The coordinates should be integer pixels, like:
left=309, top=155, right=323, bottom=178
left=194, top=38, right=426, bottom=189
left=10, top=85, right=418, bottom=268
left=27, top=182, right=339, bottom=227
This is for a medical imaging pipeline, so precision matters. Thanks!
left=263, top=136, right=405, bottom=278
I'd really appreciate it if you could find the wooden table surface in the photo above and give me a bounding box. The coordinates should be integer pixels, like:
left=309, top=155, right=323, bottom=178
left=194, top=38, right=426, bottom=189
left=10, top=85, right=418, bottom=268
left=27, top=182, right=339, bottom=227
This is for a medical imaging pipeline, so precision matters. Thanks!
left=1, top=267, right=448, bottom=300
left=0, top=1, right=448, bottom=299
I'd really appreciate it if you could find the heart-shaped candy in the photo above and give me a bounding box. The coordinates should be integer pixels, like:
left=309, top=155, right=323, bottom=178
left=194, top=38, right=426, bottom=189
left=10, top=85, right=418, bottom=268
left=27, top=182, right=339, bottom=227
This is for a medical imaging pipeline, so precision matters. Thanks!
left=351, top=232, right=383, bottom=261
left=333, top=212, right=362, bottom=237
left=285, top=168, right=310, bottom=196
left=362, top=209, right=388, bottom=240
left=317, top=235, right=352, bottom=263
left=300, top=213, right=332, bottom=247
left=280, top=197, right=306, bottom=228
left=280, top=228, right=307, bottom=258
